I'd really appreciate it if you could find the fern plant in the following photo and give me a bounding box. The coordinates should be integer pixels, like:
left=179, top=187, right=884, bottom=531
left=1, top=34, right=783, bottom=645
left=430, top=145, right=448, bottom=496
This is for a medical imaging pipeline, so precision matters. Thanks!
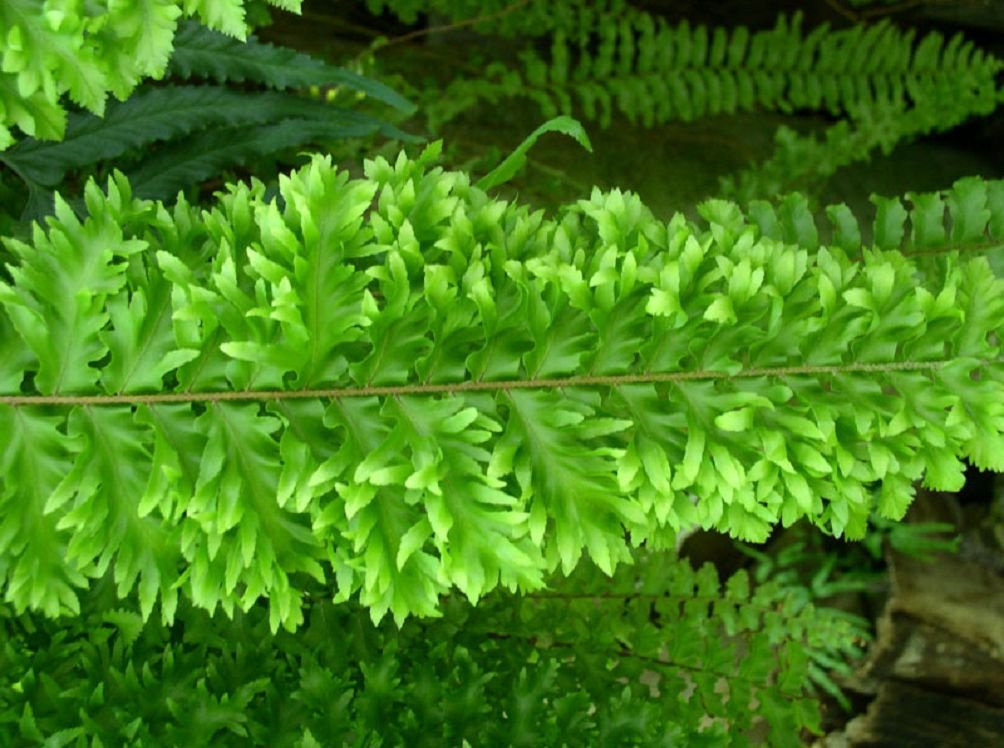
left=0, top=20, right=415, bottom=224
left=0, top=546, right=867, bottom=745
left=1, top=1, right=1003, bottom=744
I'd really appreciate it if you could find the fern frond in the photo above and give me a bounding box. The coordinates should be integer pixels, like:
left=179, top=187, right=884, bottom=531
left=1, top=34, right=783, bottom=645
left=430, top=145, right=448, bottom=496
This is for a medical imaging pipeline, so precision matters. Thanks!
left=720, top=76, right=1000, bottom=203
left=1, top=21, right=415, bottom=219
left=0, top=1, right=308, bottom=148
left=0, top=547, right=862, bottom=744
left=727, top=174, right=1004, bottom=259
left=1, top=86, right=404, bottom=189
left=1, top=145, right=1002, bottom=629
left=0, top=71, right=66, bottom=148
left=429, top=10, right=1001, bottom=131
left=169, top=20, right=415, bottom=112
left=363, top=0, right=597, bottom=37
left=124, top=115, right=415, bottom=200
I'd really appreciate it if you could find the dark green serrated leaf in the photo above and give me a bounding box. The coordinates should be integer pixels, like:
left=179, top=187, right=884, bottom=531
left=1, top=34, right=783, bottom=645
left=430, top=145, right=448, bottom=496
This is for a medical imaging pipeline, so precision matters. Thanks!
left=169, top=21, right=414, bottom=112
left=125, top=116, right=411, bottom=201
left=2, top=87, right=397, bottom=187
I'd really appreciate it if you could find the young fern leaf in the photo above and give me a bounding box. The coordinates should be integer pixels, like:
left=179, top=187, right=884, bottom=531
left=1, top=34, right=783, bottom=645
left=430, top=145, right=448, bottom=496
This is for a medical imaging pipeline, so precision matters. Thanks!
left=476, top=115, right=593, bottom=191
left=1, top=143, right=1003, bottom=631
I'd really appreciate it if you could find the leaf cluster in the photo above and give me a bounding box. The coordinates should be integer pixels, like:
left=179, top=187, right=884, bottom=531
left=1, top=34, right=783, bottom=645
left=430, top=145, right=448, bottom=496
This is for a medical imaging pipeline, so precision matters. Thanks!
left=0, top=0, right=309, bottom=150
left=0, top=21, right=414, bottom=225
left=0, top=547, right=865, bottom=747
left=410, top=1, right=1001, bottom=205
left=1, top=2, right=1002, bottom=743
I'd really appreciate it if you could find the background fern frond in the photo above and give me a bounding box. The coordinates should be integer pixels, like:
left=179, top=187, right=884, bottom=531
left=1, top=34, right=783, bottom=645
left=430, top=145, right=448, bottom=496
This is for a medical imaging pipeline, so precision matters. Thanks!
left=0, top=547, right=864, bottom=744
left=1, top=87, right=404, bottom=190
left=425, top=9, right=1001, bottom=133
left=0, top=0, right=307, bottom=148
left=0, top=22, right=416, bottom=223
left=169, top=20, right=415, bottom=112
left=124, top=116, right=417, bottom=200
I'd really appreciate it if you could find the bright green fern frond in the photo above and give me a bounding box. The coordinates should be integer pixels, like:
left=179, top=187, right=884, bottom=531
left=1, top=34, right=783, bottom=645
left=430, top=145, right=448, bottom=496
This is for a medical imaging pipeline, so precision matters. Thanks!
left=0, top=63, right=66, bottom=148
left=0, top=183, right=148, bottom=394
left=0, top=1, right=309, bottom=148
left=1, top=145, right=1003, bottom=627
left=0, top=406, right=89, bottom=618
left=100, top=0, right=186, bottom=98
left=729, top=174, right=1004, bottom=261
left=43, top=404, right=183, bottom=623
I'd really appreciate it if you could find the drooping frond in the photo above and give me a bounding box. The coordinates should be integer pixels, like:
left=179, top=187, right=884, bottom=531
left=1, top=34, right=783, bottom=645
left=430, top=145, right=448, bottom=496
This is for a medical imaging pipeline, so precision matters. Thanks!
left=119, top=115, right=415, bottom=200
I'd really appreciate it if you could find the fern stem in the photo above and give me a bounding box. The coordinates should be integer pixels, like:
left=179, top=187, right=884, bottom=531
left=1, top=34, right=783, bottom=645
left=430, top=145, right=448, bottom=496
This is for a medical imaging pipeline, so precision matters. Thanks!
left=0, top=358, right=971, bottom=406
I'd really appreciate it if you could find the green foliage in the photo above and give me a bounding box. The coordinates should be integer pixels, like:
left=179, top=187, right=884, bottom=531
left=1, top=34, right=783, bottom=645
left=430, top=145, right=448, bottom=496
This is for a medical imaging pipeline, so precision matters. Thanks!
left=0, top=547, right=864, bottom=746
left=736, top=511, right=961, bottom=707
left=476, top=115, right=593, bottom=191
left=740, top=516, right=960, bottom=604
left=1, top=1, right=1002, bottom=742
left=167, top=19, right=414, bottom=111
left=366, top=0, right=626, bottom=39
left=3, top=86, right=402, bottom=192
left=845, top=0, right=900, bottom=7
left=0, top=144, right=1002, bottom=633
left=862, top=516, right=961, bottom=559
left=0, top=0, right=306, bottom=149
left=364, top=0, right=512, bottom=26
left=0, top=21, right=414, bottom=222
left=720, top=90, right=1001, bottom=203
left=413, top=2, right=1001, bottom=203
left=427, top=9, right=1000, bottom=130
